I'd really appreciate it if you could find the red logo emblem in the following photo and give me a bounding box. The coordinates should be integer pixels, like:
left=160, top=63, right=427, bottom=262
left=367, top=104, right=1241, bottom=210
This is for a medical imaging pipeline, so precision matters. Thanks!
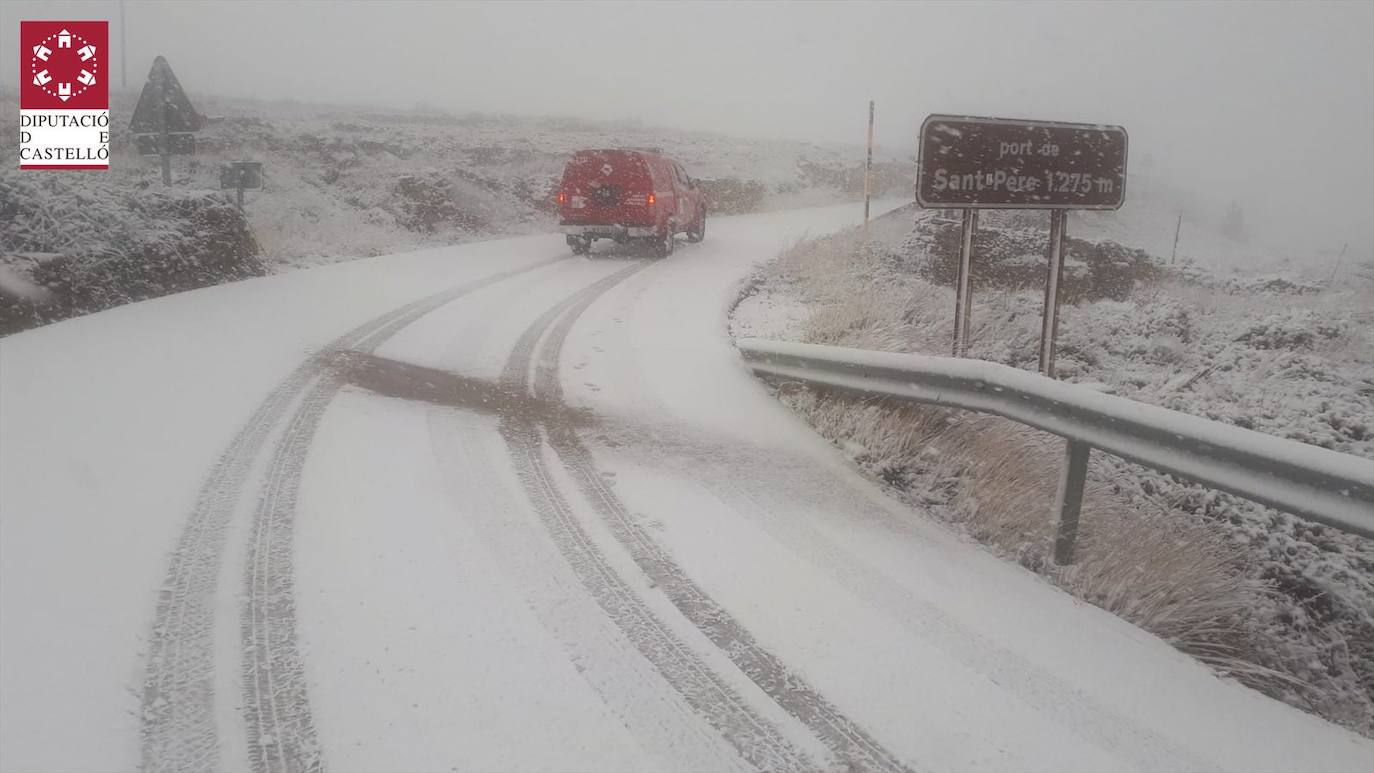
left=21, top=21, right=108, bottom=110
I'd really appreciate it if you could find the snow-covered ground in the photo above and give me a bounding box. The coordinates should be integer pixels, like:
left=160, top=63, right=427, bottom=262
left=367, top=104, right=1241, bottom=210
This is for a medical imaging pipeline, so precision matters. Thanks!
left=3, top=200, right=1371, bottom=772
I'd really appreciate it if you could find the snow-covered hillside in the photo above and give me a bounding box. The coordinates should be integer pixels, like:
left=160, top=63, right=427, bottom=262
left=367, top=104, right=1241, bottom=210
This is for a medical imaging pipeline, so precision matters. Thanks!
left=3, top=90, right=910, bottom=265
left=184, top=96, right=908, bottom=265
left=0, top=91, right=912, bottom=334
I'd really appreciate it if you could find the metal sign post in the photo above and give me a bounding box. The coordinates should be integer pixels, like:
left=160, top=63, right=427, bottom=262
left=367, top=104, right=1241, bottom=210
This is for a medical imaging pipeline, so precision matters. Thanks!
left=220, top=161, right=263, bottom=210
left=952, top=208, right=978, bottom=356
left=157, top=73, right=170, bottom=185
left=1039, top=209, right=1068, bottom=376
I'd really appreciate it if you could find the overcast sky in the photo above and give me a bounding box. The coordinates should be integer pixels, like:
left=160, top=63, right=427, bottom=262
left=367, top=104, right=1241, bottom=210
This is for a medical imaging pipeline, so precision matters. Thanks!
left=3, top=0, right=1372, bottom=252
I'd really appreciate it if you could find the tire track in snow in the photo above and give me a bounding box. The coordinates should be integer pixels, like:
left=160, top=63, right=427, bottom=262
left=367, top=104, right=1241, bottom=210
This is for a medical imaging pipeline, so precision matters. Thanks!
left=423, top=264, right=758, bottom=772
left=497, top=263, right=820, bottom=772
left=241, top=259, right=572, bottom=773
left=141, top=257, right=563, bottom=773
left=241, top=371, right=334, bottom=773
left=531, top=279, right=919, bottom=773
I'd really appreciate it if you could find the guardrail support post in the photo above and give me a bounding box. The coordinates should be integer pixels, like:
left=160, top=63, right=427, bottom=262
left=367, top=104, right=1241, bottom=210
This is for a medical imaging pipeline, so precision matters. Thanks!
left=1054, top=439, right=1091, bottom=565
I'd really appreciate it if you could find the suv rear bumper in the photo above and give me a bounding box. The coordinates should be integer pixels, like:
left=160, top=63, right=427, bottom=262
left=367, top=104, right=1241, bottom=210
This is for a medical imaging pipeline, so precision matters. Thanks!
left=560, top=223, right=658, bottom=239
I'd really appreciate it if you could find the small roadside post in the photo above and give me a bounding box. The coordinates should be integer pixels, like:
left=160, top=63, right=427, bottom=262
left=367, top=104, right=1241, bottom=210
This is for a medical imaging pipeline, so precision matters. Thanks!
left=119, top=0, right=127, bottom=93
left=220, top=161, right=263, bottom=210
left=863, top=100, right=874, bottom=234
left=1328, top=242, right=1348, bottom=283
left=916, top=114, right=1128, bottom=564
left=1171, top=212, right=1183, bottom=264
left=130, top=56, right=203, bottom=185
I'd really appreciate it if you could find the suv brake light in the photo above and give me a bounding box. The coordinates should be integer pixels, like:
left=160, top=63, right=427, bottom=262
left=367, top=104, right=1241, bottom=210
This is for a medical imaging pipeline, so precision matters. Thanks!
left=557, top=191, right=567, bottom=205
left=646, top=193, right=656, bottom=207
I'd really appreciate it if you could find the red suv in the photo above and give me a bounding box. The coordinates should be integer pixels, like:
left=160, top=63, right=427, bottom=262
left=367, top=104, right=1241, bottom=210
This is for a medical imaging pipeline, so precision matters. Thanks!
left=557, top=148, right=706, bottom=256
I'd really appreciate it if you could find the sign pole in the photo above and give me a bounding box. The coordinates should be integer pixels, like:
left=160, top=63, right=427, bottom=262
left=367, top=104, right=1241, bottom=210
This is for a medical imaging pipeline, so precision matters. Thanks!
left=221, top=161, right=264, bottom=209
left=1039, top=209, right=1068, bottom=376
left=863, top=100, right=874, bottom=231
left=952, top=208, right=977, bottom=357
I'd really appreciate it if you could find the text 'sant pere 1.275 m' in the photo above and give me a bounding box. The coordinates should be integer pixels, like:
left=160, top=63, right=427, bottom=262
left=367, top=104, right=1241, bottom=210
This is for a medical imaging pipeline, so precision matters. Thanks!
left=917, top=115, right=1128, bottom=210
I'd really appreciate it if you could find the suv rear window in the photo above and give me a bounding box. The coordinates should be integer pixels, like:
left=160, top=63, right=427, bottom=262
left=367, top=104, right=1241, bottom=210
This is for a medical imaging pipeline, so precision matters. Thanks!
left=562, top=150, right=652, bottom=191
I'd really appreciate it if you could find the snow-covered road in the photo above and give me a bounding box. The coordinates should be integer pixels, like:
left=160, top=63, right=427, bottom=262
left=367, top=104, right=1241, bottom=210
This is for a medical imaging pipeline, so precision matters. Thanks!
left=2, top=202, right=1370, bottom=772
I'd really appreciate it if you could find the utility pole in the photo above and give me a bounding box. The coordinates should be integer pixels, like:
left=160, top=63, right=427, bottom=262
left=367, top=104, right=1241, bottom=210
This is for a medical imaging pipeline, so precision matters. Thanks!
left=120, top=0, right=128, bottom=93
left=1170, top=212, right=1182, bottom=264
left=1328, top=242, right=1348, bottom=283
left=863, top=100, right=874, bottom=232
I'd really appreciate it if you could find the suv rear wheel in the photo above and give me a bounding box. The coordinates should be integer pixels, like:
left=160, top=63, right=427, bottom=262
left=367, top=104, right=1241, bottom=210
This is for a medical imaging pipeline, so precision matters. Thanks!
left=686, top=211, right=706, bottom=243
left=567, top=235, right=591, bottom=255
left=654, top=227, right=675, bottom=257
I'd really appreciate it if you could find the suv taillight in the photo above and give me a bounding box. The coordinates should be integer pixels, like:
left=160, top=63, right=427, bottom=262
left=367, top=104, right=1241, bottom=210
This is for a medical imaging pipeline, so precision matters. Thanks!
left=646, top=193, right=656, bottom=207
left=557, top=191, right=567, bottom=205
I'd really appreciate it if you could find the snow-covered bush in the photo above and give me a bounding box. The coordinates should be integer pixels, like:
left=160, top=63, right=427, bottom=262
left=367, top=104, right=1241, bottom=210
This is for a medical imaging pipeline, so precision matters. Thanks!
left=0, top=171, right=263, bottom=335
left=1235, top=310, right=1343, bottom=351
left=903, top=217, right=1162, bottom=303
left=698, top=177, right=767, bottom=215
left=390, top=174, right=489, bottom=233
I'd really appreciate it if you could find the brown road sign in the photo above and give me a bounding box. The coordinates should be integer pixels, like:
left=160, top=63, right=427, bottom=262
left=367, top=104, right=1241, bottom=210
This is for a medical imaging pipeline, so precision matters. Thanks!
left=917, top=115, right=1128, bottom=210
left=130, top=56, right=203, bottom=135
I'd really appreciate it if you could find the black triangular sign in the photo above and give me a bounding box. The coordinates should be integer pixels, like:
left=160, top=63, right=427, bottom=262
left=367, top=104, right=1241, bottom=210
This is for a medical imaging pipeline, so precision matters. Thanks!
left=129, top=56, right=204, bottom=134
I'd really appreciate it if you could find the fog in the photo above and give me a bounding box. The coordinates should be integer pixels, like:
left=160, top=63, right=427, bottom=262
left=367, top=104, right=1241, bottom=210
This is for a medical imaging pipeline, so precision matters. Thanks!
left=4, top=0, right=1371, bottom=254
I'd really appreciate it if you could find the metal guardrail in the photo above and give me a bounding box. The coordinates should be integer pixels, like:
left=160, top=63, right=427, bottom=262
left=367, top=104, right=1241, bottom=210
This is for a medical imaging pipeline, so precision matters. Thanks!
left=736, top=338, right=1374, bottom=563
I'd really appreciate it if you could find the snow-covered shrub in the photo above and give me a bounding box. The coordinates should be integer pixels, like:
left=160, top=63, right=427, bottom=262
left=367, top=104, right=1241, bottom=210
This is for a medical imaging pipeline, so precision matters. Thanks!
left=698, top=177, right=767, bottom=215
left=1235, top=311, right=1343, bottom=351
left=390, top=174, right=487, bottom=233
left=0, top=171, right=263, bottom=335
left=904, top=217, right=1162, bottom=303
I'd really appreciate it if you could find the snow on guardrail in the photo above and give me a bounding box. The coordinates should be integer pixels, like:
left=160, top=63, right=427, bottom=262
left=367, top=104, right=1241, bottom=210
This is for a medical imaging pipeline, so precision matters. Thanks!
left=735, top=337, right=1374, bottom=561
